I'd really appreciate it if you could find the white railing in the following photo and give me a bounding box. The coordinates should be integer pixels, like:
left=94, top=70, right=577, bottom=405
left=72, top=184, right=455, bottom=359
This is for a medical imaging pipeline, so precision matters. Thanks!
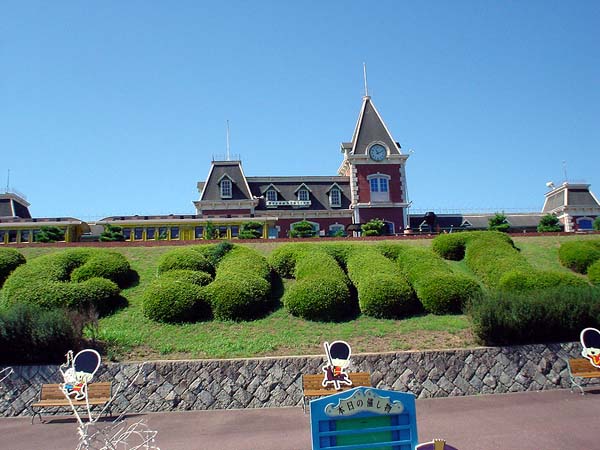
left=266, top=200, right=311, bottom=207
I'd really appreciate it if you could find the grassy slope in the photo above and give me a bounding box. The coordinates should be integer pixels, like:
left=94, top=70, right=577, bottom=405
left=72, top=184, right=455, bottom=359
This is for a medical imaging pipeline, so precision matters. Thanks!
left=11, top=234, right=596, bottom=361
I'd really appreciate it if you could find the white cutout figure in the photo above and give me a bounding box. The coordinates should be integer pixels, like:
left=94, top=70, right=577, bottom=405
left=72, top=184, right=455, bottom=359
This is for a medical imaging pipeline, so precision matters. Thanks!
left=60, top=349, right=101, bottom=401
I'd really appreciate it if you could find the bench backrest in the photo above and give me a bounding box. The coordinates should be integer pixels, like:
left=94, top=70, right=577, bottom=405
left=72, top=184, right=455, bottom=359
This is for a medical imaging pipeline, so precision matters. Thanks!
left=303, top=372, right=371, bottom=391
left=40, top=382, right=112, bottom=400
left=569, top=358, right=600, bottom=375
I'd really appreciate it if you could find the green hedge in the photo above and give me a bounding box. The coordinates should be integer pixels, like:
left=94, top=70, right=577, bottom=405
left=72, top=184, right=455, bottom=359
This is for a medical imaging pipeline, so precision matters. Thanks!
left=0, top=248, right=26, bottom=287
left=159, top=269, right=213, bottom=286
left=588, top=260, right=600, bottom=285
left=0, top=303, right=80, bottom=364
left=204, top=246, right=272, bottom=321
left=268, top=244, right=307, bottom=278
left=142, top=279, right=209, bottom=323
left=71, top=251, right=134, bottom=287
left=498, top=270, right=588, bottom=292
left=471, top=286, right=600, bottom=345
left=283, top=248, right=354, bottom=321
left=1, top=249, right=128, bottom=314
left=558, top=240, right=600, bottom=274
left=431, top=234, right=469, bottom=260
left=346, top=246, right=417, bottom=318
left=157, top=247, right=215, bottom=276
left=396, top=246, right=482, bottom=314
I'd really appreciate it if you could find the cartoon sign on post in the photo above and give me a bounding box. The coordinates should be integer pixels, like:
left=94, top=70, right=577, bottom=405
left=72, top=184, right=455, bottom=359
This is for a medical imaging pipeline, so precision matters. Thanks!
left=322, top=341, right=353, bottom=390
left=59, top=349, right=101, bottom=401
left=416, top=439, right=459, bottom=450
left=580, top=328, right=600, bottom=368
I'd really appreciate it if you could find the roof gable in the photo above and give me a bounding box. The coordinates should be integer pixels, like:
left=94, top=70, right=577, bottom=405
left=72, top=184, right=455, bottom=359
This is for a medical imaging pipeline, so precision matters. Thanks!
left=350, top=97, right=401, bottom=156
left=199, top=161, right=252, bottom=201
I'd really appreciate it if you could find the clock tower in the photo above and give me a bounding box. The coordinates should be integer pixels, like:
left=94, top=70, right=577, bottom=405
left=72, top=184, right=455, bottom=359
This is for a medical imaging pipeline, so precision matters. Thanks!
left=338, top=95, right=410, bottom=234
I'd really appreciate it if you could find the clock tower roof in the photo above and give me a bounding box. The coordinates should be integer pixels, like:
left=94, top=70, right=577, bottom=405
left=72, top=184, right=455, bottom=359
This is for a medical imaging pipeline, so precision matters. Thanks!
left=347, top=96, right=402, bottom=157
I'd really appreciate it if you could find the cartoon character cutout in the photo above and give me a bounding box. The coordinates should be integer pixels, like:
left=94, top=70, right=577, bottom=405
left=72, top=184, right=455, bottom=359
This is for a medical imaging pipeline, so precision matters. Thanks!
left=322, top=341, right=353, bottom=390
left=416, top=439, right=458, bottom=450
left=60, top=349, right=101, bottom=401
left=580, top=328, right=600, bottom=368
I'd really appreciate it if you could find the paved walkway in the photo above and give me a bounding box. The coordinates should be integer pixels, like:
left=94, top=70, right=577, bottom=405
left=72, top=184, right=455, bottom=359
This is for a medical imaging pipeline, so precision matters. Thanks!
left=1, top=389, right=599, bottom=449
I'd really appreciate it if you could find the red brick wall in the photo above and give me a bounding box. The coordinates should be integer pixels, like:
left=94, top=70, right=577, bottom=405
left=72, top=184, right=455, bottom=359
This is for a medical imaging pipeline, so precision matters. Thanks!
left=274, top=217, right=353, bottom=237
left=355, top=164, right=404, bottom=203
left=359, top=207, right=405, bottom=233
left=200, top=209, right=252, bottom=217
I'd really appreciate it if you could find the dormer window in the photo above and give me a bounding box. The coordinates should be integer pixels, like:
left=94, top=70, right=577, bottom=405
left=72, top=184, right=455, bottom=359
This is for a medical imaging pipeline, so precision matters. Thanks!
left=220, top=178, right=232, bottom=198
left=298, top=189, right=309, bottom=202
left=330, top=188, right=341, bottom=207
left=266, top=189, right=277, bottom=202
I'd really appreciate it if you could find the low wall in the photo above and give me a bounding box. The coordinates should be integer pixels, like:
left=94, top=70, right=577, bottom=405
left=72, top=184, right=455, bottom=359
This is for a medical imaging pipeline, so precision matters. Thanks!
left=0, top=342, right=588, bottom=417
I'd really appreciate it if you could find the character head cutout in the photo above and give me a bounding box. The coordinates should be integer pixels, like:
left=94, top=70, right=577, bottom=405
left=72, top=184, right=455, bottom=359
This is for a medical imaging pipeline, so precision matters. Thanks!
left=416, top=439, right=458, bottom=450
left=60, top=349, right=101, bottom=400
left=322, top=341, right=353, bottom=391
left=580, top=328, right=600, bottom=368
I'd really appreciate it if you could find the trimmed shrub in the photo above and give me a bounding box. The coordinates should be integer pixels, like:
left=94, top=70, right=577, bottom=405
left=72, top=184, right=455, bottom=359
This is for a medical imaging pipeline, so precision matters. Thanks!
left=269, top=244, right=307, bottom=278
left=1, top=249, right=128, bottom=315
left=498, top=270, right=588, bottom=292
left=346, top=247, right=417, bottom=318
left=35, top=226, right=65, bottom=243
left=471, top=286, right=600, bottom=345
left=537, top=214, right=561, bottom=232
left=157, top=248, right=215, bottom=275
left=431, top=234, right=468, bottom=261
left=142, top=279, right=209, bottom=323
left=283, top=248, right=355, bottom=321
left=587, top=260, right=600, bottom=285
left=558, top=240, right=600, bottom=274
left=361, top=219, right=386, bottom=236
left=239, top=221, right=263, bottom=239
left=0, top=303, right=79, bottom=364
left=0, top=248, right=26, bottom=287
left=159, top=269, right=213, bottom=286
left=289, top=220, right=317, bottom=238
left=205, top=246, right=272, bottom=321
left=99, top=224, right=125, bottom=242
left=396, top=246, right=482, bottom=314
left=71, top=251, right=134, bottom=287
left=488, top=213, right=510, bottom=232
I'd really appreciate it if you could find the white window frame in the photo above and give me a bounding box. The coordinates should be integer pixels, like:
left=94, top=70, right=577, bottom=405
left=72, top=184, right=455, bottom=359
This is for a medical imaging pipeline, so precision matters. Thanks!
left=329, top=188, right=342, bottom=207
left=266, top=189, right=277, bottom=202
left=220, top=179, right=232, bottom=198
left=298, top=189, right=309, bottom=202
left=367, top=173, right=391, bottom=202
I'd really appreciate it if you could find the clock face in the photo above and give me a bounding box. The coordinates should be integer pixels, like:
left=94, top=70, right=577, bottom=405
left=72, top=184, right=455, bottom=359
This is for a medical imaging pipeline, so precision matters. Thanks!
left=369, top=144, right=386, bottom=161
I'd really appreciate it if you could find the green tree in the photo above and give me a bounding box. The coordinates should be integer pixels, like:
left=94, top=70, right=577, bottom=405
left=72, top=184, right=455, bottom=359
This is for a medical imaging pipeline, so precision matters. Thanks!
left=537, top=214, right=562, bottom=232
left=289, top=220, right=316, bottom=238
left=488, top=213, right=510, bottom=233
left=238, top=221, right=263, bottom=239
left=361, top=218, right=386, bottom=236
left=99, top=224, right=125, bottom=242
left=204, top=221, right=218, bottom=239
left=35, top=226, right=65, bottom=243
left=594, top=217, right=600, bottom=231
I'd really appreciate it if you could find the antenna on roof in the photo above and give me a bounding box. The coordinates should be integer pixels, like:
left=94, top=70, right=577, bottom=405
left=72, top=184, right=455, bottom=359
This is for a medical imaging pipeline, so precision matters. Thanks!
left=5, top=169, right=9, bottom=192
left=562, top=160, right=568, bottom=182
left=226, top=120, right=231, bottom=161
left=363, top=62, right=369, bottom=97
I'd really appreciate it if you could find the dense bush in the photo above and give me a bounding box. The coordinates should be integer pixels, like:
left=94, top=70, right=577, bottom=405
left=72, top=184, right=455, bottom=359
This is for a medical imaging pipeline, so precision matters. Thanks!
left=99, top=224, right=125, bottom=242
left=71, top=251, right=134, bottom=287
left=558, top=240, right=600, bottom=274
left=498, top=270, right=588, bottom=292
left=537, top=214, right=562, bottom=232
left=396, top=247, right=482, bottom=314
left=142, top=279, right=209, bottom=323
left=346, top=246, right=417, bottom=318
left=471, top=287, right=600, bottom=345
left=157, top=248, right=215, bottom=275
left=431, top=234, right=468, bottom=260
left=0, top=303, right=79, bottom=364
left=595, top=217, right=600, bottom=231
left=588, top=260, right=600, bottom=285
left=0, top=248, right=26, bottom=287
left=1, top=249, right=128, bottom=314
left=289, top=220, right=317, bottom=238
left=361, top=218, right=386, bottom=236
left=204, top=246, right=272, bottom=321
left=238, top=221, right=263, bottom=239
left=35, top=226, right=65, bottom=243
left=283, top=248, right=355, bottom=321
left=159, top=269, right=213, bottom=286
left=268, top=244, right=307, bottom=278
left=488, top=213, right=510, bottom=232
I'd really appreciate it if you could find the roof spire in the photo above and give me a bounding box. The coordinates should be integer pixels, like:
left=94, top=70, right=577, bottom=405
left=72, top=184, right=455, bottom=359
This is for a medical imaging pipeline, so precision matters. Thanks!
left=363, top=62, right=369, bottom=98
left=226, top=120, right=231, bottom=161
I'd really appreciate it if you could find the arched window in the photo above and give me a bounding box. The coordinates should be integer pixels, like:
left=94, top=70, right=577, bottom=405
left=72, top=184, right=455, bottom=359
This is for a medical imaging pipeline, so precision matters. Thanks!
left=220, top=179, right=232, bottom=198
left=367, top=174, right=391, bottom=202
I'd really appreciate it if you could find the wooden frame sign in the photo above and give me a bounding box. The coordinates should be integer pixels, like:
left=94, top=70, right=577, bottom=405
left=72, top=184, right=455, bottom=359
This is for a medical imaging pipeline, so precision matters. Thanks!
left=310, top=386, right=418, bottom=450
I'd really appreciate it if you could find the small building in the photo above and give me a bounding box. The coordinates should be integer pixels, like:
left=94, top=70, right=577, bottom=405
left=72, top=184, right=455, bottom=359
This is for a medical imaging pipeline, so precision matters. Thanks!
left=542, top=182, right=600, bottom=232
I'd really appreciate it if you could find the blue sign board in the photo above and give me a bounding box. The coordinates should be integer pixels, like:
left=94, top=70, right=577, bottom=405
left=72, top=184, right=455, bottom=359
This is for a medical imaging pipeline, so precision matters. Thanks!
left=310, top=386, right=419, bottom=450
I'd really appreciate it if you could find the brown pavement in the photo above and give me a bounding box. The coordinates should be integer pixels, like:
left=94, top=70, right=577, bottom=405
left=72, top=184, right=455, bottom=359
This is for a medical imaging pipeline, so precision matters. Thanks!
left=1, top=389, right=599, bottom=450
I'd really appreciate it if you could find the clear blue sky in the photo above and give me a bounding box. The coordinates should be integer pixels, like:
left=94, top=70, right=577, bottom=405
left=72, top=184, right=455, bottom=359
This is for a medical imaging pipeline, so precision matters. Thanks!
left=2, top=1, right=599, bottom=220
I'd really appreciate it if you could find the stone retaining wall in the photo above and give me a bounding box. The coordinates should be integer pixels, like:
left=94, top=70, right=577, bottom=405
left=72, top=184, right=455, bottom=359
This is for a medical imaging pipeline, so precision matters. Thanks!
left=0, top=342, right=589, bottom=417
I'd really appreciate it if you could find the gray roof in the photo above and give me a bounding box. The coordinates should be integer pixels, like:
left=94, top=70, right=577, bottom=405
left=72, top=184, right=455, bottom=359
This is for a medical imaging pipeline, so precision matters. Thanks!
left=199, top=161, right=252, bottom=201
left=568, top=189, right=600, bottom=207
left=350, top=97, right=402, bottom=156
left=249, top=177, right=351, bottom=211
left=543, top=191, right=564, bottom=212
